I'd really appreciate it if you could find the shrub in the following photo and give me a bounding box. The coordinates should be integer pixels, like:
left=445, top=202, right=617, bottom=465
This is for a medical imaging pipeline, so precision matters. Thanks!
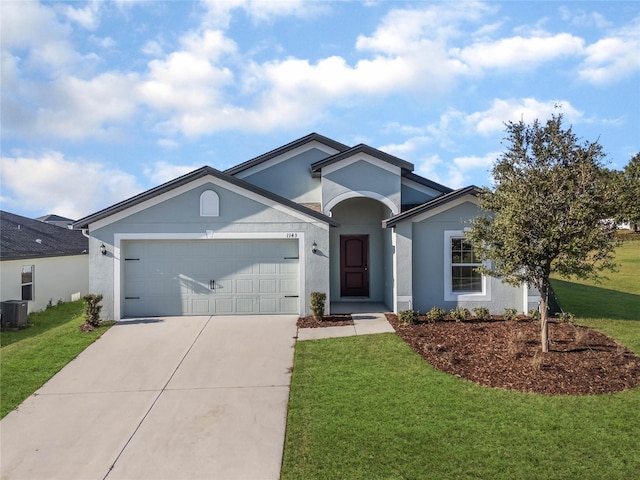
left=399, top=310, right=419, bottom=325
left=503, top=308, right=518, bottom=322
left=449, top=307, right=470, bottom=322
left=310, top=292, right=326, bottom=321
left=82, top=294, right=103, bottom=329
left=558, top=311, right=576, bottom=324
left=425, top=307, right=446, bottom=323
left=528, top=309, right=541, bottom=320
left=472, top=307, right=491, bottom=321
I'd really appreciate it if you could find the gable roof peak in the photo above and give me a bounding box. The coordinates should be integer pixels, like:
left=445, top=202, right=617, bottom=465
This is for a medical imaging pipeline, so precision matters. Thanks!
left=310, top=143, right=414, bottom=175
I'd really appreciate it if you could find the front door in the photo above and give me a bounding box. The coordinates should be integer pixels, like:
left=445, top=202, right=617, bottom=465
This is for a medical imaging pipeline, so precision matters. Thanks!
left=340, top=235, right=369, bottom=297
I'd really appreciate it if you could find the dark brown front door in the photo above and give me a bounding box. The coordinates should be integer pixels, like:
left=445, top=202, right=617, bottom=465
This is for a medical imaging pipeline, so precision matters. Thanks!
left=340, top=235, right=369, bottom=297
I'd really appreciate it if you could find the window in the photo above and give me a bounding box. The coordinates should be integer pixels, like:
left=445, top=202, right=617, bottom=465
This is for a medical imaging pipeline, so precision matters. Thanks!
left=444, top=231, right=490, bottom=301
left=21, top=265, right=34, bottom=301
left=451, top=238, right=482, bottom=292
left=200, top=190, right=219, bottom=217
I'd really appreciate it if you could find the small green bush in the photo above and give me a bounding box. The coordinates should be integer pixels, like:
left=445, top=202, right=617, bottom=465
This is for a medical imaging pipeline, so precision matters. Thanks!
left=449, top=307, right=470, bottom=322
left=528, top=309, right=541, bottom=320
left=558, top=311, right=576, bottom=324
left=310, top=292, right=326, bottom=321
left=399, top=310, right=419, bottom=324
left=472, top=307, right=491, bottom=321
left=503, top=308, right=518, bottom=322
left=425, top=307, right=446, bottom=323
left=82, top=294, right=103, bottom=328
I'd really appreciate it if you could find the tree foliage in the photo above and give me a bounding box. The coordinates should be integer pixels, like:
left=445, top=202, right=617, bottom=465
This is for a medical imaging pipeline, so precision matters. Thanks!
left=616, top=152, right=640, bottom=230
left=466, top=115, right=617, bottom=352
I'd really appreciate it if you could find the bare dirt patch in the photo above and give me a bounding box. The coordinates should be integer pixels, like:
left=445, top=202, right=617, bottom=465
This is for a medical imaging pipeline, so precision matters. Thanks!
left=387, top=314, right=640, bottom=395
left=297, top=315, right=354, bottom=328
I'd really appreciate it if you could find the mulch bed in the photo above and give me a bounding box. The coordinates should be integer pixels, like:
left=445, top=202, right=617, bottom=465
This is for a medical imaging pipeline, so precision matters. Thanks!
left=297, top=315, right=354, bottom=328
left=387, top=314, right=640, bottom=395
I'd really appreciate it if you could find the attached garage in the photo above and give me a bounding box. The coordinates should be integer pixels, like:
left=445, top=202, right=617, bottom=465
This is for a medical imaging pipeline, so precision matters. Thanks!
left=122, top=239, right=299, bottom=317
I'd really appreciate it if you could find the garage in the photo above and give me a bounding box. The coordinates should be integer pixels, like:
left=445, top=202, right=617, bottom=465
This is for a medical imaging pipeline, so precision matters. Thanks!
left=122, top=239, right=299, bottom=317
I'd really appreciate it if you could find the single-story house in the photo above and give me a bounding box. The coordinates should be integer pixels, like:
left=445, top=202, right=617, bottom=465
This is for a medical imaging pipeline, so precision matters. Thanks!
left=0, top=211, right=89, bottom=313
left=74, top=133, right=539, bottom=320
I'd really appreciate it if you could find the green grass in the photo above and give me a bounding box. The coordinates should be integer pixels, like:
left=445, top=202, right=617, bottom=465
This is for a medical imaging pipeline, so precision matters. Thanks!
left=282, top=242, right=640, bottom=480
left=1, top=300, right=113, bottom=418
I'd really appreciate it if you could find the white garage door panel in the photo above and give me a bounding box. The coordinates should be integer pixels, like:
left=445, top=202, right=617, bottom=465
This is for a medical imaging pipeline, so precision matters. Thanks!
left=123, top=239, right=299, bottom=317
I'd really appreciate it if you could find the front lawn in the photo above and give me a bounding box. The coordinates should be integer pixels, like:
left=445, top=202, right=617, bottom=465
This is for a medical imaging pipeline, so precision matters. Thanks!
left=282, top=242, right=640, bottom=479
left=0, top=300, right=113, bottom=418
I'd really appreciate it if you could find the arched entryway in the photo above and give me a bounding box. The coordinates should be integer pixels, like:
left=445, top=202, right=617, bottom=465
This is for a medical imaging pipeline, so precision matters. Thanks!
left=328, top=197, right=393, bottom=310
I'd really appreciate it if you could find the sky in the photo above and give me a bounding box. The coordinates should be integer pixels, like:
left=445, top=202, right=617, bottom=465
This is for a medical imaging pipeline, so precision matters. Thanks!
left=1, top=0, right=639, bottom=220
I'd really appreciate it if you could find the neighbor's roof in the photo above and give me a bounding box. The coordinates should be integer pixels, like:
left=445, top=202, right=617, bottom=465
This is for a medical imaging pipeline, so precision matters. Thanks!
left=224, top=132, right=350, bottom=176
left=383, top=185, right=481, bottom=228
left=73, top=166, right=340, bottom=229
left=1, top=211, right=88, bottom=261
left=310, top=144, right=414, bottom=176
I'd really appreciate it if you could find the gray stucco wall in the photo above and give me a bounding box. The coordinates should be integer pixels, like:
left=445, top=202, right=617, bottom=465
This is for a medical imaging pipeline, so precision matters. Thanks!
left=239, top=148, right=328, bottom=203
left=322, top=160, right=401, bottom=214
left=400, top=183, right=437, bottom=207
left=408, top=201, right=524, bottom=314
left=89, top=181, right=330, bottom=319
left=328, top=198, right=390, bottom=303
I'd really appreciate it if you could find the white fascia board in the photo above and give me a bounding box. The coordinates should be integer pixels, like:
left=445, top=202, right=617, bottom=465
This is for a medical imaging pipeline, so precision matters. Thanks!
left=407, top=195, right=479, bottom=224
left=234, top=141, right=340, bottom=179
left=401, top=176, right=442, bottom=198
left=90, top=176, right=329, bottom=232
left=322, top=154, right=401, bottom=177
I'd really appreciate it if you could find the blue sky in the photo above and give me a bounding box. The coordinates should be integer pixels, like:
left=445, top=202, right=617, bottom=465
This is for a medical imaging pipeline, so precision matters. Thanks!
left=1, top=0, right=638, bottom=220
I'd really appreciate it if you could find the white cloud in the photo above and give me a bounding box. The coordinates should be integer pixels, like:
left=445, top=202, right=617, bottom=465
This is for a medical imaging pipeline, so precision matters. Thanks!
left=453, top=152, right=499, bottom=170
left=465, top=98, right=583, bottom=135
left=201, top=0, right=327, bottom=29
left=578, top=24, right=640, bottom=84
left=451, top=33, right=584, bottom=72
left=144, top=161, right=201, bottom=185
left=0, top=151, right=142, bottom=219
left=61, top=0, right=102, bottom=30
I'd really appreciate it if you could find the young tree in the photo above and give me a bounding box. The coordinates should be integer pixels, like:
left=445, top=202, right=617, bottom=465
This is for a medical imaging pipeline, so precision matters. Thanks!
left=466, top=115, right=617, bottom=352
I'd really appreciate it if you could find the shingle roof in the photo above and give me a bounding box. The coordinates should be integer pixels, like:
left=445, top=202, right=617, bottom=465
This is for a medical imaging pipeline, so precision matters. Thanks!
left=403, top=172, right=453, bottom=195
left=1, top=211, right=88, bottom=261
left=224, top=133, right=350, bottom=176
left=310, top=144, right=415, bottom=176
left=382, top=185, right=481, bottom=228
left=73, top=166, right=340, bottom=229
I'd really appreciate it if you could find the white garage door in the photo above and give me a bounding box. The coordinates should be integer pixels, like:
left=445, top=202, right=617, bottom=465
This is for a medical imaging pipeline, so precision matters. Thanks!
left=122, top=239, right=299, bottom=317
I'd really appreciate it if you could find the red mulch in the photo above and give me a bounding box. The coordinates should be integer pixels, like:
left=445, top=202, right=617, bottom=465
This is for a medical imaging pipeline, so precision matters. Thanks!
left=387, top=314, right=640, bottom=395
left=297, top=315, right=354, bottom=328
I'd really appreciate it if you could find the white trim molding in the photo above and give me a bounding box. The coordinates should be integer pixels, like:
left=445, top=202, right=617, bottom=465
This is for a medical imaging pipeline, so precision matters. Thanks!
left=323, top=190, right=399, bottom=216
left=443, top=230, right=491, bottom=302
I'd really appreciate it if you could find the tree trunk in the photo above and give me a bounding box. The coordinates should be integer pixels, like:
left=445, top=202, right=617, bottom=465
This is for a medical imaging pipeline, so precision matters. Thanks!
left=538, top=281, right=550, bottom=353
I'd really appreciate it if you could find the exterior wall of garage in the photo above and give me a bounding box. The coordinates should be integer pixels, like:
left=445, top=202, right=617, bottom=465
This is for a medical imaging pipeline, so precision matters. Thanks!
left=88, top=178, right=331, bottom=320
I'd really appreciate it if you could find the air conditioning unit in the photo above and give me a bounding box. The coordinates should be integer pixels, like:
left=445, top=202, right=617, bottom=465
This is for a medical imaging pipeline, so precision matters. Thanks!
left=1, top=300, right=28, bottom=329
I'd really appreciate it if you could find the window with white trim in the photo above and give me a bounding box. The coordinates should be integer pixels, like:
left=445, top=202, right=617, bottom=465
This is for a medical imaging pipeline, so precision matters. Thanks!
left=444, top=231, right=490, bottom=301
left=21, top=265, right=34, bottom=301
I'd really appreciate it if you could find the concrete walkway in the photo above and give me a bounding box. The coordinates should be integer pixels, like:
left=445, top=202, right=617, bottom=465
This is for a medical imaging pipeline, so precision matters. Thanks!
left=296, top=312, right=395, bottom=341
left=0, top=315, right=298, bottom=480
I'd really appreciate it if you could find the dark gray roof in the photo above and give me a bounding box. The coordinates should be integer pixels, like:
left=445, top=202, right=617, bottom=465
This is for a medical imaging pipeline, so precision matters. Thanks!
left=403, top=172, right=453, bottom=195
left=1, top=211, right=88, bottom=261
left=224, top=133, right=350, bottom=176
left=383, top=185, right=481, bottom=228
left=73, top=166, right=340, bottom=229
left=310, top=144, right=414, bottom=176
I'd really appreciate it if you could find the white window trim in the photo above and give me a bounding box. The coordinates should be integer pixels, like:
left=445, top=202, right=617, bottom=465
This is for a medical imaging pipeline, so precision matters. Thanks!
left=443, top=230, right=491, bottom=301
left=21, top=265, right=34, bottom=301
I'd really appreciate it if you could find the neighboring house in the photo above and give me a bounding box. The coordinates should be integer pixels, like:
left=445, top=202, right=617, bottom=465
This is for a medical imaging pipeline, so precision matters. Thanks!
left=74, top=133, right=539, bottom=320
left=36, top=214, right=75, bottom=229
left=0, top=211, right=89, bottom=313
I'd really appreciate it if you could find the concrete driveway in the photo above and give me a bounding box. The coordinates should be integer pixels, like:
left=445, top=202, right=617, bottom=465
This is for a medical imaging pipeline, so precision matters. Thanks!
left=0, top=315, right=298, bottom=480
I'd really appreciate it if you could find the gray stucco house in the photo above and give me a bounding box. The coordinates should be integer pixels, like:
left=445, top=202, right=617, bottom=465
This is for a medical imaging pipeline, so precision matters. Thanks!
left=74, top=133, right=538, bottom=320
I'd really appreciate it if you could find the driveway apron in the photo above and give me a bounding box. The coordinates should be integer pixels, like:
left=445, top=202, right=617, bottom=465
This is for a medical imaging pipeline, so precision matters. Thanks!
left=0, top=315, right=298, bottom=480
